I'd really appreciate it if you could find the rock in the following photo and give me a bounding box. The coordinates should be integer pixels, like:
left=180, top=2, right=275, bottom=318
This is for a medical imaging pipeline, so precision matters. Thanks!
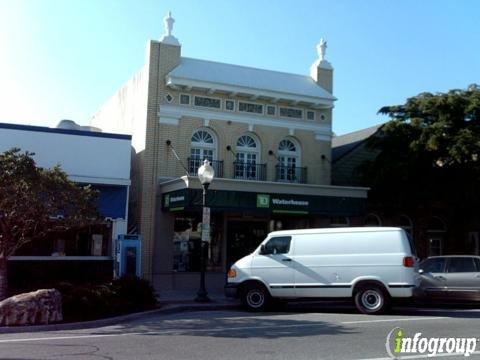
left=0, top=289, right=63, bottom=326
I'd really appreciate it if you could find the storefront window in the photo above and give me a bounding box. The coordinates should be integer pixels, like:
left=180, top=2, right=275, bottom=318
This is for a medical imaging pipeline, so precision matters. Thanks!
left=172, top=214, right=223, bottom=272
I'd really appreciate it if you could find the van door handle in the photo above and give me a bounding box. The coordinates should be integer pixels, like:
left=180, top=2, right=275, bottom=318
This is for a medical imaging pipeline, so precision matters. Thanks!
left=434, top=276, right=446, bottom=281
left=282, top=258, right=292, bottom=262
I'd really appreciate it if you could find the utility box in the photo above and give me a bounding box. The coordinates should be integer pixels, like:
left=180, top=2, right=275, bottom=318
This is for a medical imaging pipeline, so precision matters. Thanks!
left=114, top=234, right=142, bottom=278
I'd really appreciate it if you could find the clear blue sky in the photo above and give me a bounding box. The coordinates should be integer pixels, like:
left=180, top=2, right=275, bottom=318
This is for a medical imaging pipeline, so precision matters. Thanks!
left=0, top=0, right=478, bottom=135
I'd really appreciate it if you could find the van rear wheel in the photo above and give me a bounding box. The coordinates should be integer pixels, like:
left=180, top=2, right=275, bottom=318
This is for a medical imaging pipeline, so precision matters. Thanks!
left=241, top=283, right=270, bottom=311
left=354, top=285, right=389, bottom=315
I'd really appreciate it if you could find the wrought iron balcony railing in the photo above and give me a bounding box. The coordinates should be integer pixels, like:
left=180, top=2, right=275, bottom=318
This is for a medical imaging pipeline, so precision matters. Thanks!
left=233, top=162, right=267, bottom=181
left=188, top=158, right=224, bottom=178
left=275, top=165, right=307, bottom=183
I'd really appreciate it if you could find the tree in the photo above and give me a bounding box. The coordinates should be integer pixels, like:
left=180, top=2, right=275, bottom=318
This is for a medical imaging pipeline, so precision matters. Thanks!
left=0, top=148, right=100, bottom=300
left=360, top=85, right=480, bottom=253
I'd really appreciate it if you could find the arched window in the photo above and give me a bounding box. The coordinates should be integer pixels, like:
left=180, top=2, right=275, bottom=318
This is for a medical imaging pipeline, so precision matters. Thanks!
left=364, top=213, right=382, bottom=227
left=427, top=217, right=446, bottom=256
left=190, top=129, right=217, bottom=175
left=277, top=138, right=302, bottom=182
left=235, top=134, right=261, bottom=180
left=330, top=217, right=350, bottom=228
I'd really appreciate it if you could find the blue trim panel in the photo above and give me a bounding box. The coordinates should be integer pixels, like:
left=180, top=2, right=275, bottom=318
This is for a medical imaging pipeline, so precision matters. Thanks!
left=0, top=122, right=131, bottom=140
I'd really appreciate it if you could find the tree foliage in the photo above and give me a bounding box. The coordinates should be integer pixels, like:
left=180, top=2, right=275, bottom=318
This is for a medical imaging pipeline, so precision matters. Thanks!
left=0, top=148, right=100, bottom=299
left=361, top=85, right=480, bottom=211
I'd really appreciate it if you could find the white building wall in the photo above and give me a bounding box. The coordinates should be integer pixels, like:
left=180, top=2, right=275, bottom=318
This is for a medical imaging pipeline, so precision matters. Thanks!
left=0, top=126, right=131, bottom=186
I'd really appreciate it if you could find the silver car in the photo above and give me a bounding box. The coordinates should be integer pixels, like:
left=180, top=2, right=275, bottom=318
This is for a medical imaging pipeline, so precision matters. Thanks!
left=416, top=255, right=480, bottom=301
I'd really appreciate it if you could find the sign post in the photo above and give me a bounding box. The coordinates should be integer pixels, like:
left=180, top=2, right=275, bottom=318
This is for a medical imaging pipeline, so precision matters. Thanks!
left=202, top=207, right=210, bottom=242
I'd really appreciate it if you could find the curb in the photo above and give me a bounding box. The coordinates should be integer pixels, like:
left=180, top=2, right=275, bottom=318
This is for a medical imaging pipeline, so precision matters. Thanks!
left=0, top=301, right=241, bottom=334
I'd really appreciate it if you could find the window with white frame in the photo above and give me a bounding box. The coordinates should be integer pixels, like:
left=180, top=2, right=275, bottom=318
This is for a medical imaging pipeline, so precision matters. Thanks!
left=279, top=107, right=303, bottom=119
left=235, top=134, right=260, bottom=180
left=225, top=100, right=235, bottom=111
left=180, top=94, right=190, bottom=105
left=266, top=105, right=276, bottom=116
left=239, top=102, right=263, bottom=114
left=194, top=96, right=221, bottom=109
left=307, top=110, right=315, bottom=120
left=277, top=138, right=301, bottom=182
left=190, top=129, right=216, bottom=175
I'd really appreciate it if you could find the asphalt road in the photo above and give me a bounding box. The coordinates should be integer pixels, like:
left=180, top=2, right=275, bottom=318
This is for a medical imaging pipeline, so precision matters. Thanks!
left=1, top=304, right=480, bottom=360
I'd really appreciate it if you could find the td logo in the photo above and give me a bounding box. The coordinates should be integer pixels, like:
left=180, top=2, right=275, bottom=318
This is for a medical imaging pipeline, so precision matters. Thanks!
left=257, top=194, right=270, bottom=208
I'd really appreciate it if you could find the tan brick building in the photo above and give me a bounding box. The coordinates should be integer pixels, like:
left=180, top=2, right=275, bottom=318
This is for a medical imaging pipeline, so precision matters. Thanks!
left=91, top=13, right=368, bottom=292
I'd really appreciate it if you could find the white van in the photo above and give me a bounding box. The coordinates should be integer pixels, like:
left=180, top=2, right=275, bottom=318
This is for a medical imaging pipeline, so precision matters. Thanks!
left=225, top=227, right=418, bottom=314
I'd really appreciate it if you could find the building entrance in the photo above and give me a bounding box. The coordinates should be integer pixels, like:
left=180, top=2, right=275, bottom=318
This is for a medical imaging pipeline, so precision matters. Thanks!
left=226, top=220, right=268, bottom=268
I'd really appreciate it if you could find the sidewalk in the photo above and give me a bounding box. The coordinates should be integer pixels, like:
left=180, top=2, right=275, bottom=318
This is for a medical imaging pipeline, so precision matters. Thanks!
left=0, top=290, right=241, bottom=334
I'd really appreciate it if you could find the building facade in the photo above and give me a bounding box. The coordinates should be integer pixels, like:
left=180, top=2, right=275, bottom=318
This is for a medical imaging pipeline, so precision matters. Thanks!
left=91, top=14, right=368, bottom=292
left=0, top=121, right=131, bottom=288
left=332, top=125, right=480, bottom=259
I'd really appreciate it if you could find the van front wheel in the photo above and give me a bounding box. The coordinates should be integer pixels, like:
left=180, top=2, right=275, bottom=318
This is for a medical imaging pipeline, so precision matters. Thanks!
left=354, top=285, right=389, bottom=315
left=241, top=284, right=270, bottom=311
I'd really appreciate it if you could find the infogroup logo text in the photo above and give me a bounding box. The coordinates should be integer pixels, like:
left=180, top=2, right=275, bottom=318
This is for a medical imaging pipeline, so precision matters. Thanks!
left=386, top=327, right=478, bottom=358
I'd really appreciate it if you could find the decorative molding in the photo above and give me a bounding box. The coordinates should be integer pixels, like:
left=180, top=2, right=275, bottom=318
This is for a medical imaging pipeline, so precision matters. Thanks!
left=159, top=114, right=180, bottom=126
left=158, top=104, right=332, bottom=139
left=248, top=123, right=254, bottom=132
left=207, top=88, right=216, bottom=95
left=204, top=118, right=210, bottom=127
left=315, top=132, right=332, bottom=142
left=166, top=77, right=335, bottom=107
left=289, top=128, right=294, bottom=136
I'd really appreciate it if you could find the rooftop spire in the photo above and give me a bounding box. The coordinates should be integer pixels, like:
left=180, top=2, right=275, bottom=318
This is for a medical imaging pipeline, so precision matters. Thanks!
left=160, top=11, right=180, bottom=46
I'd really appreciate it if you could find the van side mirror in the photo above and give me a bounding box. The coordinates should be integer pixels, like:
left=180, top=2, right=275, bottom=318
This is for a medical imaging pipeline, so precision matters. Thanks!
left=418, top=269, right=424, bottom=274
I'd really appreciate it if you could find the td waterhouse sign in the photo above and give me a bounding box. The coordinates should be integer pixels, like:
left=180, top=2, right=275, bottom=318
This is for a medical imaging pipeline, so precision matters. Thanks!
left=162, top=189, right=365, bottom=215
left=257, top=194, right=309, bottom=214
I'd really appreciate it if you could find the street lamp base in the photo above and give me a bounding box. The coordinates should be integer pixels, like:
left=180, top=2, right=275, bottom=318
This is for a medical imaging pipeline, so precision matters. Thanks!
left=195, top=290, right=211, bottom=303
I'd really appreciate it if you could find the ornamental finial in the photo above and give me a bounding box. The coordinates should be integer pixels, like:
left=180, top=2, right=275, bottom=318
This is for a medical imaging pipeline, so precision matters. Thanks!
left=317, top=38, right=327, bottom=61
left=164, top=11, right=174, bottom=37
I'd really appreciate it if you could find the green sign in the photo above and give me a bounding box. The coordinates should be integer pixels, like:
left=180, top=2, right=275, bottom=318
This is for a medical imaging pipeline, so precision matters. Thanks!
left=256, top=194, right=270, bottom=208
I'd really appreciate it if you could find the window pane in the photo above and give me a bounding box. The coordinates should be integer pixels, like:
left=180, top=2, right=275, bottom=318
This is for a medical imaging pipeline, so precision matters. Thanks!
left=448, top=258, right=477, bottom=273
left=422, top=258, right=446, bottom=273
left=194, top=96, right=221, bottom=109
left=264, top=236, right=291, bottom=255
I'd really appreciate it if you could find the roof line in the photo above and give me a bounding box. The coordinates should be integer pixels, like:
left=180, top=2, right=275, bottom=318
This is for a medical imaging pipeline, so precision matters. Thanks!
left=332, top=124, right=384, bottom=163
left=0, top=122, right=131, bottom=140
left=180, top=56, right=317, bottom=81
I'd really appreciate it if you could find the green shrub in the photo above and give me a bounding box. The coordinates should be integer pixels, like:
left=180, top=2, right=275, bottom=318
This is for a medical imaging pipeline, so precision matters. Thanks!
left=56, top=277, right=157, bottom=322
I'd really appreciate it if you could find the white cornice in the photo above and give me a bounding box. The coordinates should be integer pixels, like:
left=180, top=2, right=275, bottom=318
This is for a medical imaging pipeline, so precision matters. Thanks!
left=159, top=176, right=368, bottom=199
left=165, top=76, right=335, bottom=107
left=158, top=104, right=333, bottom=140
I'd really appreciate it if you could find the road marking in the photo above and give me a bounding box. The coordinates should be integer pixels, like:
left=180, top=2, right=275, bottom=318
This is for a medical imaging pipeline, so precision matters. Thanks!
left=357, top=350, right=480, bottom=359
left=342, top=317, right=446, bottom=324
left=0, top=333, right=128, bottom=343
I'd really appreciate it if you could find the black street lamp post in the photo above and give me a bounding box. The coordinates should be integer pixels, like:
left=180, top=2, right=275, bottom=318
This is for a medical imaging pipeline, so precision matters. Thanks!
left=195, top=159, right=214, bottom=302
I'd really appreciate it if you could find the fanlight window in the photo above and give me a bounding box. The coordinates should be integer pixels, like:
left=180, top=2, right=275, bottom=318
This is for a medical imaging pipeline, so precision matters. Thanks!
left=278, top=139, right=296, bottom=152
left=192, top=130, right=214, bottom=145
left=237, top=135, right=257, bottom=148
